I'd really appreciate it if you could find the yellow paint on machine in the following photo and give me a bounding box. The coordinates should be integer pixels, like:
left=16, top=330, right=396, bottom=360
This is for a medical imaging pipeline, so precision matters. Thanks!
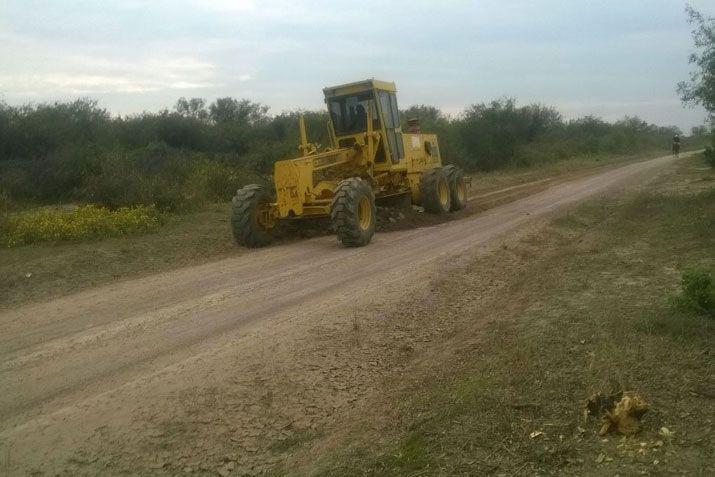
left=272, top=79, right=445, bottom=219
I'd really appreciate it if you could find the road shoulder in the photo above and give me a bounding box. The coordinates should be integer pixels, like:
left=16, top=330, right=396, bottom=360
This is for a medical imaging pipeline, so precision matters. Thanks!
left=288, top=155, right=715, bottom=476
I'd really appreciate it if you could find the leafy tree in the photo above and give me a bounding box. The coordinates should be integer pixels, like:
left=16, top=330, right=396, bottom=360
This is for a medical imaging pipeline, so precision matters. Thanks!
left=691, top=125, right=708, bottom=136
left=209, top=98, right=269, bottom=125
left=678, top=6, right=715, bottom=117
left=174, top=97, right=208, bottom=121
left=456, top=98, right=557, bottom=169
left=401, top=105, right=449, bottom=130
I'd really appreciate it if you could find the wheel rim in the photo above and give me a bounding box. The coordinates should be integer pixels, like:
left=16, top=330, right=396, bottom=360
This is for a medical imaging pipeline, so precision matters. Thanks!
left=254, top=203, right=274, bottom=229
left=357, top=195, right=372, bottom=230
left=437, top=176, right=449, bottom=207
left=456, top=177, right=465, bottom=203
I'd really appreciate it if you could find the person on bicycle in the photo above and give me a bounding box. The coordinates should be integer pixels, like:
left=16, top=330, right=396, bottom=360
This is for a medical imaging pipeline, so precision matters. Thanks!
left=672, top=134, right=681, bottom=157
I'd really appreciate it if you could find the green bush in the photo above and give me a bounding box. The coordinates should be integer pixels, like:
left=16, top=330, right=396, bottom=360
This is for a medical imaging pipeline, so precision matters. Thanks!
left=0, top=96, right=686, bottom=210
left=0, top=204, right=161, bottom=247
left=671, top=266, right=715, bottom=317
left=80, top=148, right=194, bottom=211
left=76, top=146, right=262, bottom=212
left=0, top=188, right=11, bottom=212
left=704, top=146, right=715, bottom=168
left=185, top=161, right=259, bottom=203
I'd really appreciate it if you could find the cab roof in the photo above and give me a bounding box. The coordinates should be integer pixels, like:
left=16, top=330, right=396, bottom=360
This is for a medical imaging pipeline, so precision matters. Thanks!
left=323, top=79, right=397, bottom=99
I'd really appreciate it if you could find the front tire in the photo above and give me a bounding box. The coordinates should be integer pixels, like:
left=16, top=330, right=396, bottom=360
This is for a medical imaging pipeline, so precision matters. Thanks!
left=231, top=184, right=274, bottom=247
left=443, top=165, right=467, bottom=211
left=419, top=168, right=451, bottom=213
left=330, top=178, right=376, bottom=247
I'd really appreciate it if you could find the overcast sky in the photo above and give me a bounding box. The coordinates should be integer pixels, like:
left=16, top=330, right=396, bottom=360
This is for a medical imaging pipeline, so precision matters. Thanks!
left=0, top=0, right=712, bottom=131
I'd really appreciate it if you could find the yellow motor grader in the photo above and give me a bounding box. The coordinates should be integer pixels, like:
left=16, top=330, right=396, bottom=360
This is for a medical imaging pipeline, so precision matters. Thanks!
left=231, top=79, right=466, bottom=247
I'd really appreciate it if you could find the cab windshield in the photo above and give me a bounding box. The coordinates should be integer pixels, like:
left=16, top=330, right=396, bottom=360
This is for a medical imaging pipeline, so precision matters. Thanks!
left=328, top=92, right=380, bottom=135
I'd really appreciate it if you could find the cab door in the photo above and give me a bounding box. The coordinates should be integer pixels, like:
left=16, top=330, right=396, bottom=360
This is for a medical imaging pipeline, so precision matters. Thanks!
left=378, top=90, right=404, bottom=164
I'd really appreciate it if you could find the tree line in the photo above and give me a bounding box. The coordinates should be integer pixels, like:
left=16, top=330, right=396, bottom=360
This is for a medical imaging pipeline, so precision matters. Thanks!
left=0, top=96, right=695, bottom=212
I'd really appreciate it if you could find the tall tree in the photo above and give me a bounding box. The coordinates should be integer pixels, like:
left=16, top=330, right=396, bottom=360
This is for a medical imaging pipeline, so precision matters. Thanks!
left=174, top=97, right=208, bottom=121
left=209, top=98, right=269, bottom=125
left=678, top=6, right=715, bottom=118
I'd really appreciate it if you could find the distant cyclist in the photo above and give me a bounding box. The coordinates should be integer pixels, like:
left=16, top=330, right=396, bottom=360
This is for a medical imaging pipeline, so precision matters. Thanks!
left=672, top=134, right=681, bottom=158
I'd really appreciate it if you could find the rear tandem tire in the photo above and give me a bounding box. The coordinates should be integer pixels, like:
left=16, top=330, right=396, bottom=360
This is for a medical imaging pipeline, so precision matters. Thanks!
left=231, top=184, right=274, bottom=248
left=419, top=168, right=451, bottom=214
left=330, top=177, right=376, bottom=247
left=443, top=164, right=467, bottom=211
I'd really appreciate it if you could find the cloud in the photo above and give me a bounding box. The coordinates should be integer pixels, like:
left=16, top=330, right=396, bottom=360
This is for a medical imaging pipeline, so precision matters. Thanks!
left=187, top=0, right=256, bottom=13
left=0, top=0, right=712, bottom=129
left=0, top=55, right=220, bottom=95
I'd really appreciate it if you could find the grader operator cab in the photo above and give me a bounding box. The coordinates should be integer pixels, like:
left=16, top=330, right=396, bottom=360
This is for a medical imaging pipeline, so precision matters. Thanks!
left=231, top=79, right=466, bottom=247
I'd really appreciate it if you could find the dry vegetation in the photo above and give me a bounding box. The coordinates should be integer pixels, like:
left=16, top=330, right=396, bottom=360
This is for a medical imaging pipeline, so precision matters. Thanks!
left=281, top=154, right=714, bottom=476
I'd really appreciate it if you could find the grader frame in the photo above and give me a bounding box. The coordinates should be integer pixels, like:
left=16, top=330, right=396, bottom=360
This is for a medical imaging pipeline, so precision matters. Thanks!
left=231, top=79, right=466, bottom=247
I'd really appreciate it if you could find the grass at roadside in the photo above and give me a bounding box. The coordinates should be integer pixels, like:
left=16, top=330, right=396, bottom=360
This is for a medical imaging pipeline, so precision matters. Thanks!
left=468, top=146, right=700, bottom=194
left=0, top=204, right=161, bottom=247
left=0, top=148, right=698, bottom=310
left=306, top=155, right=714, bottom=476
left=0, top=205, right=238, bottom=309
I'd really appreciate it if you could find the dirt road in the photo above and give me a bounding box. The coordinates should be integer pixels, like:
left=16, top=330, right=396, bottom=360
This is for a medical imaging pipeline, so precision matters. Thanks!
left=0, top=153, right=678, bottom=475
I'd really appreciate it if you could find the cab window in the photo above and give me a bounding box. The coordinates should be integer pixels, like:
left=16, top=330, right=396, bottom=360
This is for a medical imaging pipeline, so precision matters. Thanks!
left=329, top=92, right=380, bottom=135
